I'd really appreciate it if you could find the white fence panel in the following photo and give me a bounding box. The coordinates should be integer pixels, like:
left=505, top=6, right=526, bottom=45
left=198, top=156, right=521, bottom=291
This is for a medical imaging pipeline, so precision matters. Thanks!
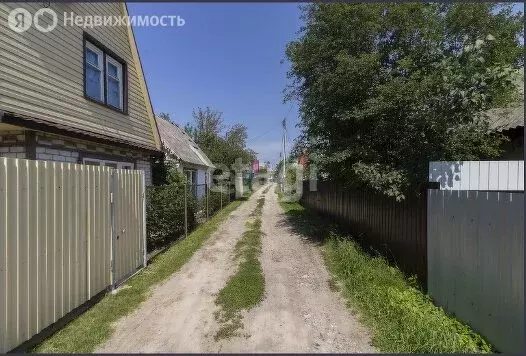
left=428, top=189, right=524, bottom=353
left=429, top=160, right=524, bottom=191
left=114, top=170, right=146, bottom=284
left=0, top=158, right=145, bottom=352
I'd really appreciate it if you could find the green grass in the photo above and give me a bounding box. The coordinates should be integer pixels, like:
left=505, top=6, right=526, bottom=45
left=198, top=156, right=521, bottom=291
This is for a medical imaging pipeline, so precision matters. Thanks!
left=278, top=198, right=493, bottom=354
left=33, top=198, right=247, bottom=353
left=214, top=197, right=265, bottom=340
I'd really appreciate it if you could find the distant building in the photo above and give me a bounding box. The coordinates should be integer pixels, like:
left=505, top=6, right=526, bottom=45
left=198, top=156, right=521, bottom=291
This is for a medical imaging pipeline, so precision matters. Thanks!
left=487, top=105, right=524, bottom=160
left=155, top=116, right=214, bottom=197
left=252, top=160, right=259, bottom=173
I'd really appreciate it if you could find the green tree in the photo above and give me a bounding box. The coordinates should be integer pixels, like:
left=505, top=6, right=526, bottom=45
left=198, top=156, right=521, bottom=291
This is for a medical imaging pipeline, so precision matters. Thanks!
left=185, top=107, right=256, bottom=171
left=286, top=3, right=523, bottom=199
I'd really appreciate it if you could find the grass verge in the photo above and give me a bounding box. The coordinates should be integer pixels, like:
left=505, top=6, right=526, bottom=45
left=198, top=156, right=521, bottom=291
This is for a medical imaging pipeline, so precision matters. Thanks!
left=214, top=197, right=265, bottom=340
left=278, top=198, right=493, bottom=353
left=33, top=198, right=246, bottom=353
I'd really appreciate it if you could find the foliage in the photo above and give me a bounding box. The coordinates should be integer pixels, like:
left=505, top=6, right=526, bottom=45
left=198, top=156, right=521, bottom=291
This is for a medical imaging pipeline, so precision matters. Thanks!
left=146, top=182, right=196, bottom=252
left=33, top=199, right=247, bottom=353
left=278, top=199, right=493, bottom=353
left=157, top=112, right=172, bottom=122
left=214, top=198, right=265, bottom=340
left=208, top=189, right=231, bottom=217
left=185, top=107, right=257, bottom=172
left=286, top=3, right=523, bottom=199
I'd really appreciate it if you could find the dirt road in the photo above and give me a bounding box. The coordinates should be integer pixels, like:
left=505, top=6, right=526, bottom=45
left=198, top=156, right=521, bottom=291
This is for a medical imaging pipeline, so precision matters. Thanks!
left=97, top=184, right=375, bottom=353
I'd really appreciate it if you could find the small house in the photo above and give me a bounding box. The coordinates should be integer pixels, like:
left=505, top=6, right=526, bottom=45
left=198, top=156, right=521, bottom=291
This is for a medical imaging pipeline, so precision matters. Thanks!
left=155, top=116, right=215, bottom=197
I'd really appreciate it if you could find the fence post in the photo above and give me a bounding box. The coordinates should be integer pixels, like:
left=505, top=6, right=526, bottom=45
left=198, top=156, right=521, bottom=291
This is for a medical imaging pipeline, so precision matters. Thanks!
left=206, top=181, right=209, bottom=220
left=220, top=182, right=223, bottom=210
left=141, top=172, right=147, bottom=268
left=110, top=170, right=117, bottom=290
left=184, top=180, right=188, bottom=239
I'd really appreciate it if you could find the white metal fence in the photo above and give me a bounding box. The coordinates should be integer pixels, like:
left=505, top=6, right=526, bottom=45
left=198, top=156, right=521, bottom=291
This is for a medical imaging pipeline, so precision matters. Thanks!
left=0, top=158, right=146, bottom=352
left=429, top=160, right=524, bottom=191
left=428, top=189, right=524, bottom=353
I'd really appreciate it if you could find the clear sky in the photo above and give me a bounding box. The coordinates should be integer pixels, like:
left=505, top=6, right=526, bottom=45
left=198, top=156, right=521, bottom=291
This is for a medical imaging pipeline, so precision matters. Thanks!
left=128, top=3, right=303, bottom=167
left=129, top=3, right=523, bottom=167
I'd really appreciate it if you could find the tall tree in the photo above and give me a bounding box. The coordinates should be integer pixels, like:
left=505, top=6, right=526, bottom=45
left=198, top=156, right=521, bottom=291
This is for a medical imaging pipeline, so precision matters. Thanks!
left=185, top=107, right=256, bottom=170
left=286, top=3, right=523, bottom=199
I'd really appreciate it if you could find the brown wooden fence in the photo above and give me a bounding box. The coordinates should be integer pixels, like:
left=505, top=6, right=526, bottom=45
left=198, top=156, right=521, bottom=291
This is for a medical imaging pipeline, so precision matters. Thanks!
left=300, top=181, right=427, bottom=283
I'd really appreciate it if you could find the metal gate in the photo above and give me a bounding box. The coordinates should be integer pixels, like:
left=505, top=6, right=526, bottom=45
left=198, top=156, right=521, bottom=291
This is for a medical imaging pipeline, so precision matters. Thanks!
left=112, top=169, right=147, bottom=285
left=0, top=158, right=146, bottom=352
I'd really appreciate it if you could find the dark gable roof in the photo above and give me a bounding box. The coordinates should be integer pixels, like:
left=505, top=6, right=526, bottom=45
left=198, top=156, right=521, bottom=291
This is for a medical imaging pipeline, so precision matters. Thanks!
left=155, top=116, right=214, bottom=169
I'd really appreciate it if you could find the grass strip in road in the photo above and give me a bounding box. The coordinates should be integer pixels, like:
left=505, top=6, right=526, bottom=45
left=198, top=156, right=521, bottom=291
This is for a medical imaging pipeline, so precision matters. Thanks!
left=278, top=198, right=493, bottom=354
left=214, top=197, right=265, bottom=340
left=33, top=198, right=246, bottom=354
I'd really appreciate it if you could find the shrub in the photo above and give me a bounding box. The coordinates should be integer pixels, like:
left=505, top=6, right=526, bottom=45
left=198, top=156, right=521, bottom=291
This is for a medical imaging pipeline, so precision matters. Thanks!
left=146, top=184, right=196, bottom=252
left=209, top=190, right=230, bottom=216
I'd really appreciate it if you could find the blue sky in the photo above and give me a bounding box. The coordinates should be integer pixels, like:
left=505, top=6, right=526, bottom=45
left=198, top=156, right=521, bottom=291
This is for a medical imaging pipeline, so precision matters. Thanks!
left=128, top=3, right=303, bottom=166
left=129, top=3, right=524, bottom=167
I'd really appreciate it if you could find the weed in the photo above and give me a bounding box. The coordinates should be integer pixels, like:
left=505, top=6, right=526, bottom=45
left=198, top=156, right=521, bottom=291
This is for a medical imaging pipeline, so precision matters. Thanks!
left=278, top=199, right=493, bottom=353
left=214, top=198, right=265, bottom=340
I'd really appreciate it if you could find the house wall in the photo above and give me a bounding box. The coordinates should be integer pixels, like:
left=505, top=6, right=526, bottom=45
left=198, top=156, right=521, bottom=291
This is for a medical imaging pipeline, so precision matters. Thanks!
left=0, top=130, right=26, bottom=158
left=500, top=128, right=524, bottom=160
left=0, top=130, right=153, bottom=185
left=0, top=2, right=158, bottom=150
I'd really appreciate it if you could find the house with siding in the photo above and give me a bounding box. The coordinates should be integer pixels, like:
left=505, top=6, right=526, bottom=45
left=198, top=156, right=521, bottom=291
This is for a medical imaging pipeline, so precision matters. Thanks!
left=155, top=116, right=214, bottom=196
left=0, top=3, right=161, bottom=184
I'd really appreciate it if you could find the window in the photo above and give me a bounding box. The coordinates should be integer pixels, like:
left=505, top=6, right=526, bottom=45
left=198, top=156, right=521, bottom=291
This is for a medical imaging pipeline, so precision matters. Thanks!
left=84, top=34, right=127, bottom=113
left=106, top=57, right=123, bottom=109
left=83, top=158, right=133, bottom=170
left=85, top=42, right=103, bottom=102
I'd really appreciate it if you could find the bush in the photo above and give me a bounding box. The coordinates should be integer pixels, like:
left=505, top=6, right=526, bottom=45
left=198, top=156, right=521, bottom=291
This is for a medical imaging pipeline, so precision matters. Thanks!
left=209, top=190, right=230, bottom=216
left=146, top=184, right=197, bottom=252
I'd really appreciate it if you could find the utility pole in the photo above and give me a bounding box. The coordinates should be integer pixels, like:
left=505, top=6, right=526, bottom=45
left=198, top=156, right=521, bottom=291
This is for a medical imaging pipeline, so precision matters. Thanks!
left=282, top=118, right=287, bottom=191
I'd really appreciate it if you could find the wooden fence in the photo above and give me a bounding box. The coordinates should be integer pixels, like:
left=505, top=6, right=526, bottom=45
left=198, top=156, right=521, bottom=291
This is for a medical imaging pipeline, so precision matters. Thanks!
left=0, top=158, right=146, bottom=352
left=300, top=181, right=427, bottom=282
left=428, top=189, right=524, bottom=353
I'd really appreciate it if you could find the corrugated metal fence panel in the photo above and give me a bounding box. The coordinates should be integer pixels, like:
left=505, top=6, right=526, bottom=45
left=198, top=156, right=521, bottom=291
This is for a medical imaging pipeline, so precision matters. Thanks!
left=0, top=158, right=145, bottom=353
left=114, top=170, right=145, bottom=284
left=300, top=181, right=427, bottom=282
left=429, top=160, right=524, bottom=191
left=427, top=190, right=524, bottom=353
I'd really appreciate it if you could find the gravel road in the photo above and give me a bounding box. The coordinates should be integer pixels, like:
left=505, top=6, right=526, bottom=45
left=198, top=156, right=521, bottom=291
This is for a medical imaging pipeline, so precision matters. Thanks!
left=97, top=184, right=375, bottom=353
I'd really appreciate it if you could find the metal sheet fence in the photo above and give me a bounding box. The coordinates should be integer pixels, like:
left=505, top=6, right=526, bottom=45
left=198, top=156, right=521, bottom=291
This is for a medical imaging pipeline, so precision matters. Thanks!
left=0, top=158, right=146, bottom=352
left=300, top=181, right=427, bottom=282
left=427, top=189, right=524, bottom=353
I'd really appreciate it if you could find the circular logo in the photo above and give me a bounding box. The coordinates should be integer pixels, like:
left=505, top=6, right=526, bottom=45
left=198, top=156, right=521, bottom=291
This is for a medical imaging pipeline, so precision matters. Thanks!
left=7, top=8, right=32, bottom=33
left=33, top=8, right=58, bottom=33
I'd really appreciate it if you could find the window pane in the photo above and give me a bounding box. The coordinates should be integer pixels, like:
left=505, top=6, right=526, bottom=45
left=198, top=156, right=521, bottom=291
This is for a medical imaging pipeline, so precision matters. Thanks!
left=84, top=160, right=100, bottom=166
left=86, top=48, right=99, bottom=67
left=107, top=77, right=121, bottom=108
left=108, top=62, right=118, bottom=78
left=104, top=163, right=118, bottom=168
left=86, top=66, right=102, bottom=100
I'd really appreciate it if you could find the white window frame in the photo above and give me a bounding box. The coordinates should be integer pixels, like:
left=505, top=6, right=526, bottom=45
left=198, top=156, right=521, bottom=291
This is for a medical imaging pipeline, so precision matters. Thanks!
left=82, top=157, right=133, bottom=170
left=85, top=41, right=104, bottom=102
left=105, top=55, right=123, bottom=110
